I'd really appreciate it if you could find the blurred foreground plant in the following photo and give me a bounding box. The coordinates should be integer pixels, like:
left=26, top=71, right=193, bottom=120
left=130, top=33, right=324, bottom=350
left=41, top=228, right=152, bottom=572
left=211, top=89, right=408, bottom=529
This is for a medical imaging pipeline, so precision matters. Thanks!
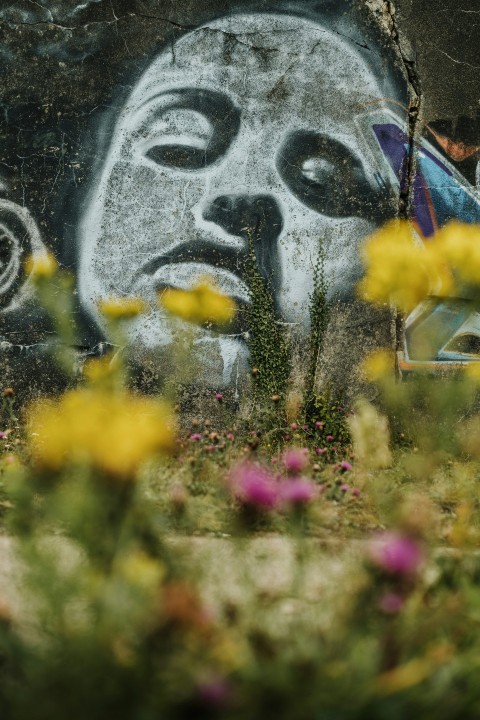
left=6, top=233, right=480, bottom=719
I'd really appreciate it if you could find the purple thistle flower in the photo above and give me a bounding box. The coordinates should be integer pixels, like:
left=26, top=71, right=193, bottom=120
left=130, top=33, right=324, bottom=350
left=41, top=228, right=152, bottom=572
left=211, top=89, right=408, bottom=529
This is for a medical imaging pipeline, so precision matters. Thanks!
left=315, top=421, right=324, bottom=429
left=340, top=461, right=352, bottom=472
left=280, top=477, right=316, bottom=505
left=229, top=461, right=279, bottom=509
left=197, top=676, right=232, bottom=706
left=352, top=487, right=361, bottom=498
left=340, top=484, right=350, bottom=492
left=215, top=393, right=223, bottom=401
left=378, top=592, right=405, bottom=614
left=0, top=432, right=6, bottom=440
left=315, top=447, right=327, bottom=455
left=282, top=447, right=309, bottom=475
left=190, top=433, right=203, bottom=441
left=368, top=531, right=424, bottom=577
left=326, top=435, right=334, bottom=442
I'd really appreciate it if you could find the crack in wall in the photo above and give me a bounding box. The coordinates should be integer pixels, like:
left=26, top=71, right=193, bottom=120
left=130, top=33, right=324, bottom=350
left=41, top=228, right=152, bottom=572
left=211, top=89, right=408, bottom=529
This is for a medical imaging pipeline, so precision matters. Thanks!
left=382, top=1, right=422, bottom=219
left=366, top=0, right=423, bottom=355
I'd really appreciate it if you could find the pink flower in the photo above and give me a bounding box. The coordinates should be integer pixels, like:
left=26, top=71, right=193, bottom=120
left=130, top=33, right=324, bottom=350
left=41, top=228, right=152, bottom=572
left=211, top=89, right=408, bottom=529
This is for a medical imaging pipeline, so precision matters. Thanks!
left=215, top=393, right=223, bottom=401
left=352, top=487, right=361, bottom=498
left=378, top=592, right=405, bottom=614
left=226, top=433, right=235, bottom=441
left=282, top=448, right=309, bottom=475
left=340, top=484, right=350, bottom=492
left=340, top=461, right=352, bottom=472
left=315, top=421, right=324, bottom=429
left=280, top=477, right=316, bottom=506
left=197, top=676, right=232, bottom=706
left=190, top=433, right=203, bottom=441
left=326, top=435, right=334, bottom=442
left=0, top=432, right=6, bottom=440
left=229, top=462, right=279, bottom=509
left=315, top=448, right=327, bottom=455
left=290, top=422, right=298, bottom=430
left=368, top=532, right=424, bottom=576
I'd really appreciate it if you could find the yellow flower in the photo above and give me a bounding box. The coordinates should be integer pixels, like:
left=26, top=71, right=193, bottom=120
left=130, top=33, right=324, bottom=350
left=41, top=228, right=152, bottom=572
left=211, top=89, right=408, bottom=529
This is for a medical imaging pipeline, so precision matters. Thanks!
left=24, top=252, right=58, bottom=279
left=98, top=296, right=148, bottom=319
left=159, top=278, right=236, bottom=326
left=465, top=362, right=480, bottom=383
left=360, top=348, right=395, bottom=382
left=433, top=221, right=480, bottom=286
left=83, top=353, right=120, bottom=384
left=373, top=658, right=433, bottom=695
left=358, top=220, right=453, bottom=313
left=28, top=389, right=176, bottom=477
left=209, top=632, right=250, bottom=671
left=117, top=550, right=166, bottom=591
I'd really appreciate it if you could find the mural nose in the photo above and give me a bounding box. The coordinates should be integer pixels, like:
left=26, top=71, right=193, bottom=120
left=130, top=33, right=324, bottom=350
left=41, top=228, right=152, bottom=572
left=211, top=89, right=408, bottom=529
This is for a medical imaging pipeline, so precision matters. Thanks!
left=202, top=194, right=283, bottom=285
left=203, top=194, right=283, bottom=240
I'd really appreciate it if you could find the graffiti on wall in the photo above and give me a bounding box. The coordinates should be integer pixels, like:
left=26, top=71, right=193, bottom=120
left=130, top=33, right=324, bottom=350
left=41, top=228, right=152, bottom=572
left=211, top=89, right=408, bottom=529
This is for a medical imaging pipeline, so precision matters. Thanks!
left=1, top=3, right=479, bottom=388
left=365, top=110, right=480, bottom=368
left=76, top=12, right=407, bottom=385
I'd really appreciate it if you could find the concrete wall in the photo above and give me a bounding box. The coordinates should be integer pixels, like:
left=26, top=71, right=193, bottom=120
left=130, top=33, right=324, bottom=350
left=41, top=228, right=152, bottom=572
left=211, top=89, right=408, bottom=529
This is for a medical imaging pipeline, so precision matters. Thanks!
left=0, top=0, right=479, bottom=402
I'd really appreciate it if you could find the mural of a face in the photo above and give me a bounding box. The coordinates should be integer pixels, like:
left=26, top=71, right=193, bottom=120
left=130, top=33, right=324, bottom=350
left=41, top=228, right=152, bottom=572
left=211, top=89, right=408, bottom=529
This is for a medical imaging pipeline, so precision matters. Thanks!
left=78, top=13, right=399, bottom=384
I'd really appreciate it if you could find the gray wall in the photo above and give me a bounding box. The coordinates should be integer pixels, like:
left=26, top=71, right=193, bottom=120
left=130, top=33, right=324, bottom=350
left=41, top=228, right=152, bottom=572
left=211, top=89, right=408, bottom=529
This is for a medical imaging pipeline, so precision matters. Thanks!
left=0, top=0, right=479, bottom=402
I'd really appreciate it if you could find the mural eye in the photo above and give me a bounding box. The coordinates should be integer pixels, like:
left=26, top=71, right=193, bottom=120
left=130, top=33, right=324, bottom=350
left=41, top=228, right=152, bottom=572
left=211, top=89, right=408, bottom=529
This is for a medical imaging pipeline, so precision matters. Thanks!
left=145, top=109, right=213, bottom=170
left=301, top=157, right=335, bottom=186
left=277, top=130, right=375, bottom=217
left=140, top=89, right=241, bottom=172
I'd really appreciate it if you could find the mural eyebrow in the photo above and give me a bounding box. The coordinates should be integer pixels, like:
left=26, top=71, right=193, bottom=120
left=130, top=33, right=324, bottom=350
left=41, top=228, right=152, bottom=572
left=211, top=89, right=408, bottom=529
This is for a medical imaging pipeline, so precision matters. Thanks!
left=139, top=88, right=241, bottom=171
left=135, top=88, right=241, bottom=127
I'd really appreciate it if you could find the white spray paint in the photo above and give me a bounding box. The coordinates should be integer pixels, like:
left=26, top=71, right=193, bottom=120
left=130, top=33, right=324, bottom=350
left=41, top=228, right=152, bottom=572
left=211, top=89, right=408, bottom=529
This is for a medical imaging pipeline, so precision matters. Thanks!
left=78, top=12, right=402, bottom=385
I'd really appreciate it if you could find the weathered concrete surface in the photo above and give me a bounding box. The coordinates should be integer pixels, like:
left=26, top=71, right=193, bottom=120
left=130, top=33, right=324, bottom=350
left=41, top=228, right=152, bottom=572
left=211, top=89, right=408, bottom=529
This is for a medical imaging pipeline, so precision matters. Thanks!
left=0, top=0, right=479, bottom=403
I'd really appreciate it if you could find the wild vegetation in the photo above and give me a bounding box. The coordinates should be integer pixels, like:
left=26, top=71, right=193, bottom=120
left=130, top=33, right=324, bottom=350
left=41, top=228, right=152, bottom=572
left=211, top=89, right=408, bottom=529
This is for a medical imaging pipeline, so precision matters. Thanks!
left=2, top=221, right=480, bottom=718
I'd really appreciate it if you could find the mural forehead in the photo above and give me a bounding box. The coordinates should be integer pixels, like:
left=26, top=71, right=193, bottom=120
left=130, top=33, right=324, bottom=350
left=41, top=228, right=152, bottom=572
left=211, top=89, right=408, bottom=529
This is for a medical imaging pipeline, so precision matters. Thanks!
left=132, top=13, right=383, bottom=114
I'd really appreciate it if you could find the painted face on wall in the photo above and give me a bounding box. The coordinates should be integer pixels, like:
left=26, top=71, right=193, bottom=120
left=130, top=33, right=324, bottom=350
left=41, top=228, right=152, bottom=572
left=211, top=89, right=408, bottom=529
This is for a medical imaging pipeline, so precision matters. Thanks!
left=78, top=13, right=400, bottom=384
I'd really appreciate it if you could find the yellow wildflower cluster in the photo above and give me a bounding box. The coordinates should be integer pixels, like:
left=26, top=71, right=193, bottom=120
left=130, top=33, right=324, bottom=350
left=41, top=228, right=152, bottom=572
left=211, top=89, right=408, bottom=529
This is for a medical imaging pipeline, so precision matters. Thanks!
left=117, top=550, right=166, bottom=591
left=83, top=353, right=121, bottom=386
left=98, top=296, right=148, bottom=319
left=358, top=220, right=453, bottom=313
left=358, top=220, right=480, bottom=313
left=28, top=389, right=175, bottom=478
left=159, top=278, right=236, bottom=326
left=24, top=252, right=58, bottom=279
left=433, top=221, right=480, bottom=285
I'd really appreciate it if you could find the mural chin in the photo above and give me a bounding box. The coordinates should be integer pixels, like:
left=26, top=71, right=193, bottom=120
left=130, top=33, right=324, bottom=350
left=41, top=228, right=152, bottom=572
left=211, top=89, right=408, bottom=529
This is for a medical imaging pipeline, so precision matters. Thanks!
left=78, top=11, right=403, bottom=383
left=127, top=312, right=250, bottom=387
